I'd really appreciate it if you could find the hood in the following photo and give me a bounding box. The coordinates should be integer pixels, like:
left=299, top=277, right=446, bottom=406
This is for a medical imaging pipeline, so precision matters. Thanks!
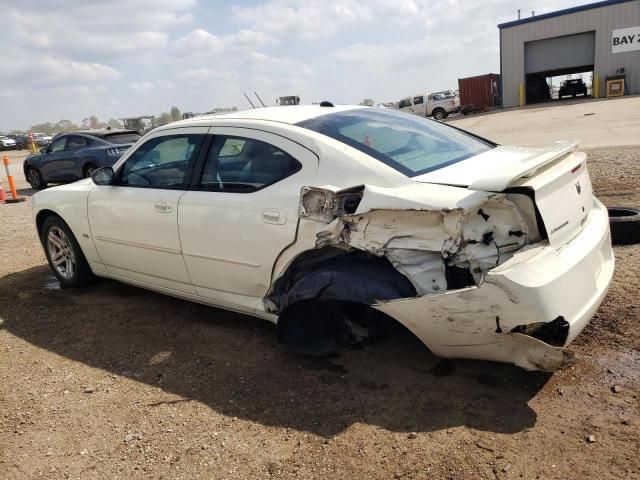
left=414, top=141, right=579, bottom=192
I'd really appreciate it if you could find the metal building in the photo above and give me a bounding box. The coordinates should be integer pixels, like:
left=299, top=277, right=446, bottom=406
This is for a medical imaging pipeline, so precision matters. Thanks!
left=499, top=0, right=640, bottom=107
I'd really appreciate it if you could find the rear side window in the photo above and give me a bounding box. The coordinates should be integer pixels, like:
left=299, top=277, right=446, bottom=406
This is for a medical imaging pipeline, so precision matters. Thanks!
left=67, top=136, right=89, bottom=150
left=298, top=108, right=494, bottom=177
left=413, top=96, right=424, bottom=105
left=198, top=136, right=301, bottom=192
left=105, top=133, right=141, bottom=144
left=119, top=134, right=202, bottom=188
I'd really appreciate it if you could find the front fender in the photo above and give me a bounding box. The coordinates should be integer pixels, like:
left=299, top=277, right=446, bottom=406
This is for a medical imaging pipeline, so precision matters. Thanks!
left=32, top=181, right=105, bottom=272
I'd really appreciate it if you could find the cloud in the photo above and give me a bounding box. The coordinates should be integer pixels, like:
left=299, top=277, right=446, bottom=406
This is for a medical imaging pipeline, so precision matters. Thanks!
left=2, top=0, right=191, bottom=59
left=172, top=28, right=276, bottom=59
left=231, top=0, right=373, bottom=38
left=1, top=54, right=121, bottom=86
left=129, top=80, right=175, bottom=92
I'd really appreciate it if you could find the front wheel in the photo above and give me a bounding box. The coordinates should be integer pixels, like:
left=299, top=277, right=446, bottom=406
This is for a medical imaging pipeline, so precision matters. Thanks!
left=27, top=166, right=47, bottom=190
left=41, top=215, right=95, bottom=287
left=433, top=109, right=445, bottom=121
left=83, top=163, right=97, bottom=178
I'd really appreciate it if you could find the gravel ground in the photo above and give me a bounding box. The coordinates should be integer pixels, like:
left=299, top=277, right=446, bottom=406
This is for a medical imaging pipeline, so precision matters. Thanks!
left=0, top=146, right=638, bottom=479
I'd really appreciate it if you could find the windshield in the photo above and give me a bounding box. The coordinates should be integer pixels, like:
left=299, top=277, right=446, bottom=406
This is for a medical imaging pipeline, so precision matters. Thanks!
left=105, top=133, right=141, bottom=144
left=297, top=108, right=494, bottom=177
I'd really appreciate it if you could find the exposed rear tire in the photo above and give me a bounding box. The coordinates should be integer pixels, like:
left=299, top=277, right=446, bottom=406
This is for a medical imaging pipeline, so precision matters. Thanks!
left=277, top=300, right=397, bottom=356
left=608, top=207, right=640, bottom=245
left=41, top=215, right=96, bottom=287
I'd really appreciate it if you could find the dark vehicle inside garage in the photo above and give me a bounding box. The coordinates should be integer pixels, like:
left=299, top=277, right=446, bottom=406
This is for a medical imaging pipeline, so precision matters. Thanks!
left=559, top=78, right=589, bottom=98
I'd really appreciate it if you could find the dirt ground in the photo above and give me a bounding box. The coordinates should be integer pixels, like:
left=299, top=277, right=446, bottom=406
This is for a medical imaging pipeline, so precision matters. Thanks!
left=0, top=144, right=639, bottom=480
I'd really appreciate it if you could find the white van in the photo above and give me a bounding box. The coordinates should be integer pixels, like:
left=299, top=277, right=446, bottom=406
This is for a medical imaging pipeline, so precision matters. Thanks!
left=396, top=93, right=459, bottom=120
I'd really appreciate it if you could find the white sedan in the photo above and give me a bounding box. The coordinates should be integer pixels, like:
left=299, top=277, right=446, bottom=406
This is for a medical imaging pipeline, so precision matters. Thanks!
left=32, top=105, right=614, bottom=371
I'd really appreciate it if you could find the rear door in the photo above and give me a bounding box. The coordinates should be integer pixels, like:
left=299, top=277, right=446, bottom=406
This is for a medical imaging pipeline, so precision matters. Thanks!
left=178, top=128, right=317, bottom=309
left=88, top=127, right=207, bottom=293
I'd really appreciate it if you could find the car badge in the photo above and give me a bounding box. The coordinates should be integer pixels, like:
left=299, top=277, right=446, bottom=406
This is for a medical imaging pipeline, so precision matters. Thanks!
left=575, top=181, right=582, bottom=195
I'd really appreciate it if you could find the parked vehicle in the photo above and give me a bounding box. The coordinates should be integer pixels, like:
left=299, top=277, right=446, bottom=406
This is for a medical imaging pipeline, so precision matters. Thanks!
left=559, top=79, right=588, bottom=98
left=31, top=106, right=614, bottom=371
left=396, top=93, right=459, bottom=120
left=0, top=136, right=17, bottom=150
left=15, top=134, right=31, bottom=150
left=32, top=133, right=53, bottom=147
left=23, top=129, right=140, bottom=189
left=277, top=96, right=300, bottom=106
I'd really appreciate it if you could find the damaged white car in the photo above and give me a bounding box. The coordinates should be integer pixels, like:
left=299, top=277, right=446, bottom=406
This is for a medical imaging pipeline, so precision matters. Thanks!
left=32, top=105, right=614, bottom=371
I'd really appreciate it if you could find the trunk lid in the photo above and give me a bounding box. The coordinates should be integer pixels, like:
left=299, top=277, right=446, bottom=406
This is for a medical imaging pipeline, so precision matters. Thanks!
left=415, top=141, right=593, bottom=247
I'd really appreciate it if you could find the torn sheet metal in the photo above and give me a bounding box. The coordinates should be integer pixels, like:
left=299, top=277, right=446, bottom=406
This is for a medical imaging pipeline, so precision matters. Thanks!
left=373, top=281, right=576, bottom=372
left=305, top=187, right=529, bottom=294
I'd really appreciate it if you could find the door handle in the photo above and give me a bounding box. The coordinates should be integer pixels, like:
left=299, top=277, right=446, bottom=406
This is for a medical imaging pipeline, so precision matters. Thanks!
left=154, top=201, right=172, bottom=213
left=262, top=209, right=287, bottom=225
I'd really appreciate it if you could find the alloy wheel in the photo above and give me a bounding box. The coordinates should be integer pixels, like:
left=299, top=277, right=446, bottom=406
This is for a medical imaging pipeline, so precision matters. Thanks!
left=28, top=168, right=41, bottom=188
left=46, top=226, right=76, bottom=280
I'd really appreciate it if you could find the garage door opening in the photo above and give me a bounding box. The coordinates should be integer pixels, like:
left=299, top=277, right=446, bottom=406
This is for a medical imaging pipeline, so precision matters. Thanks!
left=549, top=70, right=593, bottom=100
left=524, top=31, right=595, bottom=104
left=526, top=66, right=594, bottom=103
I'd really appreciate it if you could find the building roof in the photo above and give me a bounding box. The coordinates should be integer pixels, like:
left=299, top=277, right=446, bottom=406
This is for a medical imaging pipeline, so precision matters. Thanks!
left=498, top=0, right=636, bottom=29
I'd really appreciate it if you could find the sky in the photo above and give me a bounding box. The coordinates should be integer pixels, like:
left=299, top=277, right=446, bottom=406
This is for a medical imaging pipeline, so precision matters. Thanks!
left=0, top=0, right=591, bottom=131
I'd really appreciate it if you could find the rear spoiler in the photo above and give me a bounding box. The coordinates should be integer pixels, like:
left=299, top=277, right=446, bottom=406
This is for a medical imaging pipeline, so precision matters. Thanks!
left=468, top=140, right=579, bottom=191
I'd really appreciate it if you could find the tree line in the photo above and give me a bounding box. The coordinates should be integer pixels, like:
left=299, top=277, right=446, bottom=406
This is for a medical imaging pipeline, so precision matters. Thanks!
left=10, top=106, right=185, bottom=135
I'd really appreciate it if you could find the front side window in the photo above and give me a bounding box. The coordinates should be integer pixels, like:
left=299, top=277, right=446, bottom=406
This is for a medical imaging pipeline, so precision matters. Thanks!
left=298, top=108, right=494, bottom=177
left=119, top=134, right=201, bottom=188
left=49, top=138, right=66, bottom=152
left=198, top=136, right=301, bottom=192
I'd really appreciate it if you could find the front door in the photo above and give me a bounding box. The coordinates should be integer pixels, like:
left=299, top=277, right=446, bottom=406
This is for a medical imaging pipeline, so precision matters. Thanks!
left=178, top=128, right=317, bottom=309
left=40, top=136, right=70, bottom=180
left=88, top=127, right=207, bottom=294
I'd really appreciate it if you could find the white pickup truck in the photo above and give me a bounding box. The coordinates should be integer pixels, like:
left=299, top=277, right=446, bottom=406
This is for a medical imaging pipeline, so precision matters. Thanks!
left=396, top=92, right=460, bottom=120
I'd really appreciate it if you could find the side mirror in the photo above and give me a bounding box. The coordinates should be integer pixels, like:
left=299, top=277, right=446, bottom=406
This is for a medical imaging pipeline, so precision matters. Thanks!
left=91, top=167, right=115, bottom=186
left=39, top=147, right=47, bottom=154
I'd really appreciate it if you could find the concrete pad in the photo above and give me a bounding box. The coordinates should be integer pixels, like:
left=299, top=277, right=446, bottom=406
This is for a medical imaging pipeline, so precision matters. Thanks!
left=448, top=96, right=640, bottom=148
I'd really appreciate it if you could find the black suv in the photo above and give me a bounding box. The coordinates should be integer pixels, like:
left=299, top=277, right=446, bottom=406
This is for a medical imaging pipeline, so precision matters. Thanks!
left=559, top=79, right=588, bottom=99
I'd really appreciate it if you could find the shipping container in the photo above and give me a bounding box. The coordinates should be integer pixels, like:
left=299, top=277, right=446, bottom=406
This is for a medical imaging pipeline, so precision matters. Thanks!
left=457, top=74, right=502, bottom=114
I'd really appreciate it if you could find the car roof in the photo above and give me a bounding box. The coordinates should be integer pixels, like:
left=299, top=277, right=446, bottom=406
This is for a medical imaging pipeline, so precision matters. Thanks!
left=167, top=105, right=361, bottom=128
left=75, top=128, right=139, bottom=136
left=52, top=129, right=139, bottom=140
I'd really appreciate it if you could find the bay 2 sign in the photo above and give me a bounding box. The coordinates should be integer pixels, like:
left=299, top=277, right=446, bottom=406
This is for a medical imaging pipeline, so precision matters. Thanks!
left=612, top=26, right=640, bottom=54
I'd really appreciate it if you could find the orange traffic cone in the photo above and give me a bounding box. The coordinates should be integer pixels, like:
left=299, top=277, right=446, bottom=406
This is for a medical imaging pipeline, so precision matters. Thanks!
left=0, top=177, right=6, bottom=203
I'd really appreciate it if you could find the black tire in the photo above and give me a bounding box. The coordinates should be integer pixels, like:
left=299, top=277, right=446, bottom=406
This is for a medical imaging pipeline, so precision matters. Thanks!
left=608, top=207, right=640, bottom=245
left=83, top=163, right=97, bottom=178
left=433, top=108, right=445, bottom=121
left=277, top=300, right=396, bottom=356
left=26, top=166, right=47, bottom=190
left=41, top=215, right=95, bottom=287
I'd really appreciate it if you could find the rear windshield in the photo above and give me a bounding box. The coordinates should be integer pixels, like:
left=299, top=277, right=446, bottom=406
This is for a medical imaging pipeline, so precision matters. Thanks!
left=297, top=108, right=494, bottom=177
left=105, top=133, right=141, bottom=144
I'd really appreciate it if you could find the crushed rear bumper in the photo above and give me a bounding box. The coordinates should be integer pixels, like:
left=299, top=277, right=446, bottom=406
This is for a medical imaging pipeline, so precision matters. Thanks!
left=374, top=199, right=614, bottom=371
